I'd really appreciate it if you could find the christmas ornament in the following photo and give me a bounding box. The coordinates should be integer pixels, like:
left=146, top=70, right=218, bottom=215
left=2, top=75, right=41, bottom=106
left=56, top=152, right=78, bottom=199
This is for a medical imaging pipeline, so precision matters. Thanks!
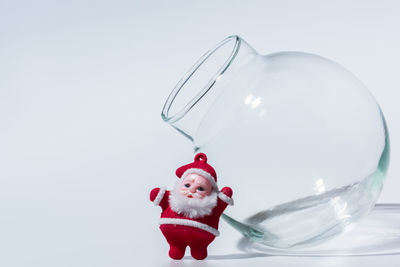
left=150, top=153, right=233, bottom=260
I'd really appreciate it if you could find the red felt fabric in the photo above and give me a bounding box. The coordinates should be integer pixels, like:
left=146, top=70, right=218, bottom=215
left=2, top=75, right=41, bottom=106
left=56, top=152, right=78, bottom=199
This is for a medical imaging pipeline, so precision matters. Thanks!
left=160, top=224, right=215, bottom=260
left=175, top=153, right=217, bottom=182
left=220, top=186, right=232, bottom=198
left=150, top=187, right=233, bottom=260
left=150, top=187, right=160, bottom=202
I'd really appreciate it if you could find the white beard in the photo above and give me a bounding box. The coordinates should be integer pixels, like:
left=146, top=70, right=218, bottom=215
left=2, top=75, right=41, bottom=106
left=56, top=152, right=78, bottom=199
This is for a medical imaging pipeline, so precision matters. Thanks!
left=169, top=181, right=218, bottom=219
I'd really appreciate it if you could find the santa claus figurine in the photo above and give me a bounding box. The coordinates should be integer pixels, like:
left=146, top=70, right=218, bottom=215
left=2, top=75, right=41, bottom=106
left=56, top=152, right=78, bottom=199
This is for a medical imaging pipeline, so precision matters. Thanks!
left=150, top=153, right=233, bottom=260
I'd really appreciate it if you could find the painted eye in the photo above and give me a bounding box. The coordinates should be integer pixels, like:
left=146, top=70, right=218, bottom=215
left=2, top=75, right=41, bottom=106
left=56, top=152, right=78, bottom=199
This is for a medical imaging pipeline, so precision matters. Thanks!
left=184, top=183, right=190, bottom=188
left=197, top=187, right=205, bottom=191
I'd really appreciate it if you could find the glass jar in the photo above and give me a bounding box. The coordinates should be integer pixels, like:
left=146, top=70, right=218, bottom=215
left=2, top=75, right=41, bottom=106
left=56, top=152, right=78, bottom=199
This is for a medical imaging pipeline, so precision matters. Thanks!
left=161, top=35, right=390, bottom=248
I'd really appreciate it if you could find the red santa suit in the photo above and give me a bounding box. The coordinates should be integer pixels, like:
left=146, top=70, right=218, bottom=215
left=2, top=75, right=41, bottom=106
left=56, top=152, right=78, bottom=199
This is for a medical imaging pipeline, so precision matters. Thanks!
left=149, top=153, right=233, bottom=260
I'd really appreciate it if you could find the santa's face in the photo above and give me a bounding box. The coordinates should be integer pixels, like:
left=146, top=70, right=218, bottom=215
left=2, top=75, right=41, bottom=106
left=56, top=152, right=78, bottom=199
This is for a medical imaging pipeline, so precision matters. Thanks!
left=179, top=173, right=212, bottom=199
left=170, top=173, right=218, bottom=218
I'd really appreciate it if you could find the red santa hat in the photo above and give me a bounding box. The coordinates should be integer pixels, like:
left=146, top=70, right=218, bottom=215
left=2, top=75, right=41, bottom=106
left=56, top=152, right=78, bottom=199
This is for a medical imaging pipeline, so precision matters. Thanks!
left=175, top=153, right=218, bottom=190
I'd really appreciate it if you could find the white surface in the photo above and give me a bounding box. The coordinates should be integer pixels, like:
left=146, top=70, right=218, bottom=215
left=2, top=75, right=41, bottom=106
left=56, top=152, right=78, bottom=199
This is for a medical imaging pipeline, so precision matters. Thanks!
left=0, top=0, right=399, bottom=266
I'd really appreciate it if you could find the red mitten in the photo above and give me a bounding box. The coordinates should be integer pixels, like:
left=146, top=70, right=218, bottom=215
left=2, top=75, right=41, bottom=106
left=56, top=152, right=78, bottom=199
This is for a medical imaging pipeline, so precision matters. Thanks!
left=221, top=186, right=233, bottom=198
left=150, top=187, right=160, bottom=202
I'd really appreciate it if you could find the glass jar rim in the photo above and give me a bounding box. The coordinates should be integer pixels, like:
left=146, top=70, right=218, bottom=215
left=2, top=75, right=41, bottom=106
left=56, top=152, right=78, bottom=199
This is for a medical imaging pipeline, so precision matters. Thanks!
left=161, top=35, right=241, bottom=123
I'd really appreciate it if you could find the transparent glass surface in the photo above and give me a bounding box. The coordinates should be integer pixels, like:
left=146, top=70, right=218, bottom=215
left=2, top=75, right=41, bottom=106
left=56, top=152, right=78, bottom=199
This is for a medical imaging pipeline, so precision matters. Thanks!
left=234, top=204, right=400, bottom=257
left=161, top=35, right=390, bottom=249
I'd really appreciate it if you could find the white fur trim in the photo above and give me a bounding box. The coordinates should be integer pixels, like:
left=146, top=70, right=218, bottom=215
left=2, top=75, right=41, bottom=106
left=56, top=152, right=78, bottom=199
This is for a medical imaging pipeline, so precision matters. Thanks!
left=153, top=187, right=166, bottom=206
left=169, top=185, right=218, bottom=218
left=159, top=218, right=220, bottom=236
left=218, top=192, right=234, bottom=205
left=181, top=168, right=218, bottom=190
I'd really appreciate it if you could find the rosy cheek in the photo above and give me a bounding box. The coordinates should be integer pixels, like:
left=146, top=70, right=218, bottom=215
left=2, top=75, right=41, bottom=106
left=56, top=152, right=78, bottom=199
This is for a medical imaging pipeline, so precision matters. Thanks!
left=180, top=185, right=189, bottom=193
left=195, top=191, right=207, bottom=198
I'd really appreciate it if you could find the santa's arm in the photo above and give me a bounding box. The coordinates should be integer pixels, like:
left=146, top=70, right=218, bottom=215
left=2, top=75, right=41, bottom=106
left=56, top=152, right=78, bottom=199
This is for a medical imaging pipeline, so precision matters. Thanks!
left=150, top=187, right=169, bottom=211
left=214, top=187, right=234, bottom=216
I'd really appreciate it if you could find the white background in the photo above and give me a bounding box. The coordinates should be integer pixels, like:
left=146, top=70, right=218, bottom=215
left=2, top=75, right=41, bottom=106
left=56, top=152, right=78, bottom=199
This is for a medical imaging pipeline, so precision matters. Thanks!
left=0, top=0, right=399, bottom=266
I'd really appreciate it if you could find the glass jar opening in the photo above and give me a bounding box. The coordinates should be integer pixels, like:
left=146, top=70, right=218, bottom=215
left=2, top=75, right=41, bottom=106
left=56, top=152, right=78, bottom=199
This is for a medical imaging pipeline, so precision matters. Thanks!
left=161, top=35, right=241, bottom=123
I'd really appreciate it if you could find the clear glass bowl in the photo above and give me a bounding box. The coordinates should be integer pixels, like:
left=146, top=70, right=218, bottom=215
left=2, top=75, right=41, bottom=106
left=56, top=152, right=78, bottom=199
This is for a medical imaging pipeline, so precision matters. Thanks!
left=161, top=35, right=390, bottom=248
left=236, top=204, right=400, bottom=257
